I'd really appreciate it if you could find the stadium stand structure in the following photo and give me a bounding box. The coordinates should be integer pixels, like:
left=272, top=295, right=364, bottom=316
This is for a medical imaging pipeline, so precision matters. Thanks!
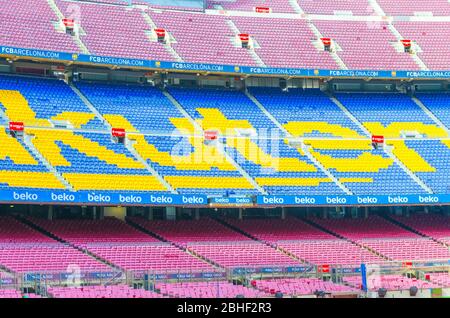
left=155, top=281, right=269, bottom=298
left=28, top=216, right=218, bottom=274
left=128, top=216, right=301, bottom=270
left=390, top=214, right=450, bottom=245
left=0, top=74, right=449, bottom=195
left=0, top=216, right=111, bottom=274
left=1, top=0, right=450, bottom=300
left=311, top=215, right=450, bottom=262
left=253, top=278, right=356, bottom=297
left=223, top=216, right=386, bottom=266
left=46, top=284, right=164, bottom=298
left=1, top=0, right=450, bottom=71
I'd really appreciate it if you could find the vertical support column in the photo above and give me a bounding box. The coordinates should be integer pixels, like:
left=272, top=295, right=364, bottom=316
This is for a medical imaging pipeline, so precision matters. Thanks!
left=165, top=207, right=176, bottom=221
left=322, top=207, right=328, bottom=219
left=47, top=206, right=53, bottom=221
left=405, top=206, right=411, bottom=217
left=93, top=206, right=97, bottom=220
left=238, top=208, right=243, bottom=220
left=195, top=208, right=200, bottom=221
left=281, top=207, right=286, bottom=220
left=306, top=207, right=311, bottom=218
left=147, top=207, right=154, bottom=221
left=364, top=207, right=369, bottom=219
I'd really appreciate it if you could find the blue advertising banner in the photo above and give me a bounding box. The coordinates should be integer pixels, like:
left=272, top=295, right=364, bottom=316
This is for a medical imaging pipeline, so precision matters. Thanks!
left=209, top=197, right=253, bottom=206
left=24, top=272, right=116, bottom=282
left=0, top=278, right=14, bottom=285
left=232, top=266, right=309, bottom=275
left=361, top=264, right=368, bottom=292
left=140, top=272, right=226, bottom=281
left=0, top=190, right=208, bottom=206
left=256, top=194, right=450, bottom=206
left=2, top=45, right=450, bottom=79
left=1, top=189, right=450, bottom=207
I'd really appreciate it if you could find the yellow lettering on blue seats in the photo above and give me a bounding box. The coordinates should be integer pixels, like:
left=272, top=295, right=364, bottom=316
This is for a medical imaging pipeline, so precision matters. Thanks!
left=0, top=127, right=37, bottom=165
left=63, top=173, right=166, bottom=191
left=255, top=178, right=332, bottom=186
left=0, top=90, right=51, bottom=127
left=51, top=112, right=96, bottom=129
left=364, top=122, right=448, bottom=138
left=284, top=122, right=364, bottom=138
left=309, top=149, right=393, bottom=173
left=0, top=171, right=65, bottom=189
left=386, top=140, right=435, bottom=172
left=103, top=114, right=138, bottom=132
left=164, top=176, right=254, bottom=189
left=27, top=129, right=144, bottom=169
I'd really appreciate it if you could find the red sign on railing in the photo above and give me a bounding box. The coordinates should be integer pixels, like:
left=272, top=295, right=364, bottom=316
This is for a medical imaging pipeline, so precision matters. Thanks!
left=401, top=39, right=412, bottom=47
left=155, top=28, right=166, bottom=38
left=204, top=130, right=218, bottom=141
left=372, top=135, right=385, bottom=144
left=318, top=264, right=330, bottom=273
left=112, top=128, right=126, bottom=138
left=238, top=33, right=250, bottom=42
left=255, top=7, right=271, bottom=13
left=9, top=122, right=24, bottom=131
left=321, top=38, right=332, bottom=46
left=402, top=261, right=413, bottom=268
left=62, top=18, right=75, bottom=27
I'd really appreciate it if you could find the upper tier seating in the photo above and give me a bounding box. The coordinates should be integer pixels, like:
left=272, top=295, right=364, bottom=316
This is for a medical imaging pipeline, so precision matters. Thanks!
left=297, top=0, right=373, bottom=15
left=55, top=0, right=174, bottom=61
left=29, top=217, right=216, bottom=274
left=312, top=21, right=420, bottom=71
left=225, top=217, right=386, bottom=266
left=230, top=17, right=339, bottom=69
left=394, top=22, right=450, bottom=71
left=376, top=0, right=450, bottom=16
left=148, top=10, right=257, bottom=66
left=392, top=214, right=450, bottom=245
left=314, top=215, right=450, bottom=261
left=129, top=217, right=301, bottom=270
left=208, top=0, right=295, bottom=13
left=1, top=1, right=449, bottom=72
left=0, top=0, right=80, bottom=52
left=0, top=216, right=111, bottom=274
